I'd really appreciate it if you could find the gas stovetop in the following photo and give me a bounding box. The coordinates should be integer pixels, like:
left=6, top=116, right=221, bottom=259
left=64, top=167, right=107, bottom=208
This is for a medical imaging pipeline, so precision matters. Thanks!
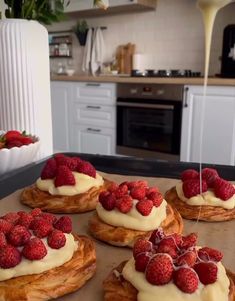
left=131, top=69, right=201, bottom=78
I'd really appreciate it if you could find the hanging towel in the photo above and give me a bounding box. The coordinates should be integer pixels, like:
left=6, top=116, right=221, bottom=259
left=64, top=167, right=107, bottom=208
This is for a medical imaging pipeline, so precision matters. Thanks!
left=90, top=27, right=105, bottom=76
left=82, top=28, right=93, bottom=73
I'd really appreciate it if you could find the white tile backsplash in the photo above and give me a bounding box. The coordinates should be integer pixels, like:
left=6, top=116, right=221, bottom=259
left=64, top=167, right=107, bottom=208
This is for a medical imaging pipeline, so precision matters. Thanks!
left=47, top=0, right=235, bottom=76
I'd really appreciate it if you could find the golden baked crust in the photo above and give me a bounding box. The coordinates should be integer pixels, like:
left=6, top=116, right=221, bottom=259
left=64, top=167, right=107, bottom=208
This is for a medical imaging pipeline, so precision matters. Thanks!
left=20, top=179, right=112, bottom=213
left=88, top=204, right=183, bottom=247
left=103, top=261, right=235, bottom=301
left=0, top=235, right=96, bottom=301
left=165, top=187, right=235, bottom=222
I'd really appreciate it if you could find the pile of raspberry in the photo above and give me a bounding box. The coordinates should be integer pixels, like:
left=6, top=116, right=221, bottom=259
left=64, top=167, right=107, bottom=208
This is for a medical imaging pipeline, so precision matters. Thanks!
left=99, top=180, right=164, bottom=216
left=133, top=229, right=223, bottom=294
left=181, top=168, right=235, bottom=201
left=41, top=154, right=96, bottom=187
left=0, top=208, right=72, bottom=269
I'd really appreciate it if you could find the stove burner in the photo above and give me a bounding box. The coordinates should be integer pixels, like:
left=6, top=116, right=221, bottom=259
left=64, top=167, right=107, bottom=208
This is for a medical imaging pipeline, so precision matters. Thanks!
left=131, top=69, right=201, bottom=78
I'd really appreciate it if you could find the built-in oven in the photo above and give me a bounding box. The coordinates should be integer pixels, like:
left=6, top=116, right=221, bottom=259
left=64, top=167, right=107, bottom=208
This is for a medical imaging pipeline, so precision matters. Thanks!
left=116, top=84, right=183, bottom=161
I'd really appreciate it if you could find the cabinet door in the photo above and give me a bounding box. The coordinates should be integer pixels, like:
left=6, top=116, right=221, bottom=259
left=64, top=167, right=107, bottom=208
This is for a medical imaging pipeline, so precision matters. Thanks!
left=71, top=125, right=115, bottom=155
left=180, top=86, right=235, bottom=165
left=51, top=82, right=72, bottom=152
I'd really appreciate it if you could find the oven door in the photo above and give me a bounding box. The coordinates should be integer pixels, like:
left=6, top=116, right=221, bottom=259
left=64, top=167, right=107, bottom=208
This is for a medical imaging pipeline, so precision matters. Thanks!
left=117, top=99, right=182, bottom=155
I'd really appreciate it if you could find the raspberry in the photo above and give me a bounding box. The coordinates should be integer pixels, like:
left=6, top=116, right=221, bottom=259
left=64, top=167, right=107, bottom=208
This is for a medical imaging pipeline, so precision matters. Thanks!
left=54, top=216, right=72, bottom=233
left=32, top=218, right=53, bottom=238
left=114, top=184, right=129, bottom=198
left=173, top=267, right=198, bottom=293
left=8, top=225, right=31, bottom=247
left=116, top=195, right=133, bottom=213
left=22, top=238, right=47, bottom=260
left=76, top=160, right=96, bottom=178
left=41, top=158, right=57, bottom=179
left=99, top=191, right=116, bottom=211
left=67, top=157, right=81, bottom=171
left=133, top=238, right=153, bottom=259
left=181, top=233, right=198, bottom=249
left=149, top=228, right=165, bottom=245
left=183, top=179, right=207, bottom=198
left=40, top=212, right=57, bottom=224
left=17, top=212, right=34, bottom=228
left=136, top=199, right=153, bottom=216
left=198, top=247, right=223, bottom=262
left=176, top=251, right=197, bottom=267
left=0, top=232, right=7, bottom=248
left=135, top=252, right=151, bottom=272
left=54, top=165, right=76, bottom=187
left=146, top=187, right=160, bottom=197
left=130, top=186, right=146, bottom=200
left=214, top=178, right=235, bottom=201
left=0, top=245, right=21, bottom=268
left=194, top=262, right=217, bottom=285
left=47, top=230, right=66, bottom=249
left=30, top=208, right=42, bottom=217
left=156, top=244, right=177, bottom=259
left=2, top=212, right=20, bottom=225
left=0, top=219, right=13, bottom=234
left=145, top=254, right=174, bottom=285
left=147, top=191, right=163, bottom=207
left=181, top=169, right=199, bottom=182
left=54, top=154, right=80, bottom=171
left=202, top=168, right=219, bottom=188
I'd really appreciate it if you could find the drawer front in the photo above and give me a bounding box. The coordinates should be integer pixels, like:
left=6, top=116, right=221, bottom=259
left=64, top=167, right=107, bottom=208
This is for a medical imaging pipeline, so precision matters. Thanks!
left=73, top=103, right=116, bottom=128
left=74, top=82, right=116, bottom=105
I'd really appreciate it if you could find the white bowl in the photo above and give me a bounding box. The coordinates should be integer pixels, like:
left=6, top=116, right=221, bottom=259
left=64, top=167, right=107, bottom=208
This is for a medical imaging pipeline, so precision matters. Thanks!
left=0, top=137, right=40, bottom=176
left=66, top=69, right=75, bottom=76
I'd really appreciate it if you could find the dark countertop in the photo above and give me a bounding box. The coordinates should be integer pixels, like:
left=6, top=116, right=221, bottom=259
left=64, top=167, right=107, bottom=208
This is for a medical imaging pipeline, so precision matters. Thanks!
left=0, top=153, right=235, bottom=199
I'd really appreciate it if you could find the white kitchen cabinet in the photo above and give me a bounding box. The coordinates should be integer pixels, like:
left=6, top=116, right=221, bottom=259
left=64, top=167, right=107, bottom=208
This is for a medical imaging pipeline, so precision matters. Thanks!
left=71, top=82, right=116, bottom=155
left=50, top=82, right=72, bottom=152
left=72, top=125, right=115, bottom=155
left=180, top=85, right=235, bottom=165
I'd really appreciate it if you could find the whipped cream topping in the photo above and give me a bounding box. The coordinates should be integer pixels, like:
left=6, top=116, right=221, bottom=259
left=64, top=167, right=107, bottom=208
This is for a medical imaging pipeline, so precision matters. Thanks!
left=36, top=172, right=104, bottom=196
left=0, top=234, right=78, bottom=281
left=122, top=258, right=230, bottom=301
left=96, top=200, right=167, bottom=231
left=176, top=183, right=235, bottom=209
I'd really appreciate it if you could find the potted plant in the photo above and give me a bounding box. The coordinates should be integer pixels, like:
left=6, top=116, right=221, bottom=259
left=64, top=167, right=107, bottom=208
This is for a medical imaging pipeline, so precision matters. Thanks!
left=73, top=20, right=89, bottom=46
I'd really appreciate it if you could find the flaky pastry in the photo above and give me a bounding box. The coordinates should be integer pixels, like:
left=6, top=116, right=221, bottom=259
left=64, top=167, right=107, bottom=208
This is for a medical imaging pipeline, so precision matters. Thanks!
left=20, top=179, right=112, bottom=213
left=89, top=204, right=183, bottom=247
left=103, top=262, right=235, bottom=301
left=0, top=235, right=96, bottom=301
left=165, top=187, right=235, bottom=222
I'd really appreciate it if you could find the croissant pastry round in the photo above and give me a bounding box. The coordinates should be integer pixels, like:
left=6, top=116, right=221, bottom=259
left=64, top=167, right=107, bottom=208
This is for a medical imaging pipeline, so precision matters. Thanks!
left=0, top=235, right=96, bottom=301
left=89, top=204, right=183, bottom=247
left=21, top=179, right=113, bottom=214
left=103, top=262, right=235, bottom=301
left=165, top=187, right=235, bottom=222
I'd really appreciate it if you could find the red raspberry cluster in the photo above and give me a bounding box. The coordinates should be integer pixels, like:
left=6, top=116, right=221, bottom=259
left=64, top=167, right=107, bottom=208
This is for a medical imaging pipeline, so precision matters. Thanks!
left=41, top=154, right=97, bottom=187
left=99, top=181, right=164, bottom=216
left=0, top=208, right=72, bottom=269
left=133, top=229, right=222, bottom=294
left=181, top=168, right=235, bottom=201
left=0, top=130, right=35, bottom=149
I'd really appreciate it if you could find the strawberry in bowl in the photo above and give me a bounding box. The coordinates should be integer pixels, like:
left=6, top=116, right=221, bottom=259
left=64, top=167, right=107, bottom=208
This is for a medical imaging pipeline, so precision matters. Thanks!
left=0, top=130, right=40, bottom=175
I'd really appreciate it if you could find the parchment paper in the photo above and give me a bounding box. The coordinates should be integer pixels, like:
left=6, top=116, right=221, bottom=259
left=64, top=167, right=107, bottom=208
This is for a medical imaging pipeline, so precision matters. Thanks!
left=0, top=171, right=234, bottom=301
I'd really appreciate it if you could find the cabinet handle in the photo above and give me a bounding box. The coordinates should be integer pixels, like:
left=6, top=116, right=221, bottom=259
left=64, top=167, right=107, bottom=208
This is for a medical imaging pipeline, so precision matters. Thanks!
left=86, top=83, right=101, bottom=87
left=87, top=128, right=101, bottom=133
left=183, top=87, right=189, bottom=108
left=86, top=105, right=101, bottom=110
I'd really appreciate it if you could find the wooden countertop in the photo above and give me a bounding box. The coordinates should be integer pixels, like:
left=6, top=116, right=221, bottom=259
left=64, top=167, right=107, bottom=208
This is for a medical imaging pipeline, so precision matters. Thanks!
left=51, top=74, right=235, bottom=86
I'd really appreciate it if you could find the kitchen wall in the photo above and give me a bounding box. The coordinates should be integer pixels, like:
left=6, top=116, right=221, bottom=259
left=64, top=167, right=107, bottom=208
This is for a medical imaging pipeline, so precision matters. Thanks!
left=47, top=0, right=235, bottom=76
